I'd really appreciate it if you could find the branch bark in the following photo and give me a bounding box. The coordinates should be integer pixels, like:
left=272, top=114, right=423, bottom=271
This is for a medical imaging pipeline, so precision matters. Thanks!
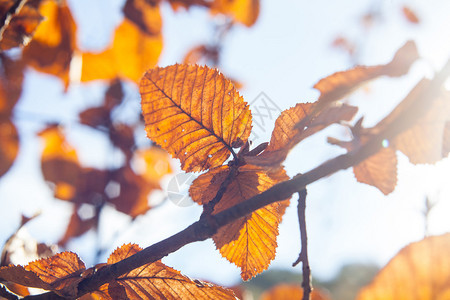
left=24, top=59, right=450, bottom=299
left=292, top=189, right=311, bottom=300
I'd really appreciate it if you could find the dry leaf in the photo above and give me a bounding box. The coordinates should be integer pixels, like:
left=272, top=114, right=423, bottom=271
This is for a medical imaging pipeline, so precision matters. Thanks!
left=0, top=119, right=19, bottom=177
left=402, top=6, right=420, bottom=24
left=0, top=0, right=43, bottom=51
left=58, top=207, right=98, bottom=247
left=211, top=0, right=259, bottom=27
left=329, top=136, right=397, bottom=195
left=246, top=102, right=357, bottom=167
left=356, top=233, right=450, bottom=300
left=190, top=165, right=290, bottom=280
left=260, top=283, right=330, bottom=300
left=81, top=19, right=162, bottom=83
left=90, top=244, right=236, bottom=299
left=22, top=0, right=77, bottom=89
left=314, top=41, right=419, bottom=106
left=140, top=64, right=252, bottom=172
left=123, top=0, right=162, bottom=36
left=0, top=252, right=86, bottom=298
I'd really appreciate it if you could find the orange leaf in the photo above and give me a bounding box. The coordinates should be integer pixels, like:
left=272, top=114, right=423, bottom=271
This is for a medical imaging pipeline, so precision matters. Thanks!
left=123, top=0, right=162, bottom=36
left=211, top=0, right=260, bottom=27
left=392, top=90, right=450, bottom=164
left=246, top=102, right=357, bottom=167
left=90, top=244, right=236, bottom=299
left=0, top=0, right=43, bottom=51
left=140, top=64, right=252, bottom=172
left=108, top=167, right=158, bottom=217
left=0, top=252, right=86, bottom=298
left=81, top=19, right=162, bottom=83
left=402, top=6, right=420, bottom=24
left=134, top=146, right=173, bottom=184
left=329, top=137, right=397, bottom=195
left=190, top=165, right=290, bottom=280
left=260, top=284, right=330, bottom=300
left=22, top=0, right=76, bottom=89
left=314, top=41, right=419, bottom=106
left=356, top=234, right=450, bottom=300
left=0, top=119, right=19, bottom=177
left=0, top=55, right=24, bottom=116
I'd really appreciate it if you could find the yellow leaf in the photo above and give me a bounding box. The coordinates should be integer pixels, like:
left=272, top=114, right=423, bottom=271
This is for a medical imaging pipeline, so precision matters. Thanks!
left=140, top=64, right=252, bottom=172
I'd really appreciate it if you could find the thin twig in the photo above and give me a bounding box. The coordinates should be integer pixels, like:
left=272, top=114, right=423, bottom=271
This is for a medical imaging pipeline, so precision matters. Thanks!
left=292, top=189, right=311, bottom=300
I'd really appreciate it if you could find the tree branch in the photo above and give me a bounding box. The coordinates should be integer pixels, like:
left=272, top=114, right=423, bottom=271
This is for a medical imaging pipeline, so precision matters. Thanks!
left=28, top=59, right=450, bottom=299
left=292, top=189, right=311, bottom=300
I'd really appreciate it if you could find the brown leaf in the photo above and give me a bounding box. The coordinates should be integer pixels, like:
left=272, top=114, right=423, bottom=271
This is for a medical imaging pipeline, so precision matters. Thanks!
left=90, top=244, right=236, bottom=299
left=22, top=0, right=76, bottom=89
left=140, top=64, right=252, bottom=172
left=109, top=123, right=135, bottom=158
left=79, top=106, right=111, bottom=129
left=81, top=19, right=162, bottom=83
left=58, top=207, right=98, bottom=247
left=123, top=0, right=162, bottom=36
left=0, top=119, right=19, bottom=177
left=392, top=91, right=450, bottom=164
left=211, top=0, right=259, bottom=27
left=246, top=102, right=357, bottom=167
left=108, top=167, right=157, bottom=217
left=329, top=137, right=397, bottom=195
left=402, top=6, right=420, bottom=24
left=0, top=55, right=24, bottom=117
left=260, top=283, right=331, bottom=300
left=356, top=233, right=450, bottom=300
left=0, top=252, right=86, bottom=298
left=314, top=41, right=419, bottom=106
left=190, top=165, right=290, bottom=280
left=0, top=0, right=43, bottom=51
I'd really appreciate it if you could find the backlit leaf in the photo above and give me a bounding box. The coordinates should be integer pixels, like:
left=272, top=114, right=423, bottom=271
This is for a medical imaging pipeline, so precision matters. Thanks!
left=0, top=0, right=43, bottom=51
left=246, top=102, right=357, bottom=167
left=402, top=6, right=420, bottom=24
left=211, top=0, right=259, bottom=27
left=328, top=137, right=397, bottom=195
left=260, top=284, right=330, bottom=300
left=58, top=207, right=98, bottom=247
left=123, top=0, right=162, bottom=36
left=90, top=244, right=236, bottom=299
left=81, top=19, right=162, bottom=83
left=0, top=119, right=18, bottom=177
left=356, top=234, right=450, bottom=300
left=392, top=90, right=450, bottom=164
left=134, top=146, right=173, bottom=184
left=0, top=55, right=24, bottom=116
left=22, top=0, right=77, bottom=89
left=314, top=41, right=419, bottom=106
left=140, top=64, right=252, bottom=172
left=190, top=165, right=289, bottom=280
left=0, top=252, right=86, bottom=298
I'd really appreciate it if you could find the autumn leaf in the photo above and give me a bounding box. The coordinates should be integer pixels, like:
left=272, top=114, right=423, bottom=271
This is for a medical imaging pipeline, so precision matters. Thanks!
left=328, top=136, right=398, bottom=195
left=58, top=207, right=98, bottom=247
left=81, top=19, right=162, bottom=83
left=260, top=283, right=331, bottom=300
left=392, top=89, right=450, bottom=164
left=246, top=102, right=357, bottom=168
left=190, top=165, right=289, bottom=280
left=0, top=55, right=24, bottom=116
left=140, top=64, right=252, bottom=172
left=0, top=0, right=43, bottom=51
left=402, top=6, right=420, bottom=24
left=356, top=233, right=450, bottom=300
left=314, top=40, right=419, bottom=106
left=0, top=119, right=19, bottom=177
left=22, top=0, right=77, bottom=89
left=123, top=0, right=162, bottom=36
left=89, top=244, right=236, bottom=299
left=0, top=252, right=86, bottom=298
left=134, top=146, right=173, bottom=184
left=211, top=0, right=260, bottom=27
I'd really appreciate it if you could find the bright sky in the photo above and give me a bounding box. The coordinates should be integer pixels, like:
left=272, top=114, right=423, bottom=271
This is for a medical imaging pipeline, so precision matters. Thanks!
left=1, top=0, right=449, bottom=287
